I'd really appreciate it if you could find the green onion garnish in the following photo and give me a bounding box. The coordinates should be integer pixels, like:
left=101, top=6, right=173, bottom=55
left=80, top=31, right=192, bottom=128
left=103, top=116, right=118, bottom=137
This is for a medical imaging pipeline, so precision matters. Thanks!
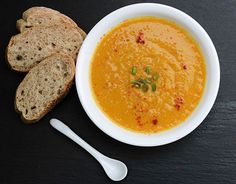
left=138, top=78, right=146, bottom=84
left=145, top=66, right=151, bottom=75
left=131, top=66, right=137, bottom=75
left=130, top=66, right=159, bottom=93
left=151, top=83, right=157, bottom=92
left=146, top=77, right=152, bottom=84
left=131, top=80, right=141, bottom=88
left=142, top=84, right=149, bottom=92
left=153, top=73, right=159, bottom=81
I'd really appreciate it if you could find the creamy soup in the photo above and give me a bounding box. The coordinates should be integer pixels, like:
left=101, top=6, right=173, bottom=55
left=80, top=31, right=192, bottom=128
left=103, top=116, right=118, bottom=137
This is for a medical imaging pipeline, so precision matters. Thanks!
left=90, top=17, right=206, bottom=133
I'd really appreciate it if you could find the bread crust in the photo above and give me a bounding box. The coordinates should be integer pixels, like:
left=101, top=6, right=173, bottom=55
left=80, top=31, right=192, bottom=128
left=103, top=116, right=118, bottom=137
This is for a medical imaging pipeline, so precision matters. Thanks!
left=16, top=6, right=86, bottom=39
left=15, top=53, right=75, bottom=123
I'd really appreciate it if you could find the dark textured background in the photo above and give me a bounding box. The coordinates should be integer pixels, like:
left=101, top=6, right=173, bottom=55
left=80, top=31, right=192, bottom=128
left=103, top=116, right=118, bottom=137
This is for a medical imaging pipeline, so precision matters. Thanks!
left=0, top=0, right=235, bottom=183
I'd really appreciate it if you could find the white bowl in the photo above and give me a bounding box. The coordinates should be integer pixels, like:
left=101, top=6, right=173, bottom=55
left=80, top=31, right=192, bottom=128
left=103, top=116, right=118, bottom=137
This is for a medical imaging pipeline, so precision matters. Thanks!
left=75, top=3, right=220, bottom=147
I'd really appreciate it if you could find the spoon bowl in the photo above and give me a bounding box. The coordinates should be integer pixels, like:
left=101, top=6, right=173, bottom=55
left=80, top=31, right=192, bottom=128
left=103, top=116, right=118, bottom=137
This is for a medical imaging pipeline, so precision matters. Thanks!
left=99, top=156, right=128, bottom=181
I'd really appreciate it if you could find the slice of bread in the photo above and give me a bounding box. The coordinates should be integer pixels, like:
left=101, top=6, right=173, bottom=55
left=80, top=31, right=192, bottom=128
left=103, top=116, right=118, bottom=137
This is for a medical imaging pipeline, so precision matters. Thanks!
left=16, top=7, right=86, bottom=39
left=15, top=53, right=75, bottom=123
left=7, top=24, right=83, bottom=72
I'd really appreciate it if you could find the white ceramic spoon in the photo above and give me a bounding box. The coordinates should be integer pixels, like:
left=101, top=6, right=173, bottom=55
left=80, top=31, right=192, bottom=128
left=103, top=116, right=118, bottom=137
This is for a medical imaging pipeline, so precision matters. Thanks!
left=50, top=118, right=128, bottom=181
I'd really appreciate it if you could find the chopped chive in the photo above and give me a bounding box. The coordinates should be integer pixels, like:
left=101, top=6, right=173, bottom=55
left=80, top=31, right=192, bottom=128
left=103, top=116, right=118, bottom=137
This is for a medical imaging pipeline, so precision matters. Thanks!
left=130, top=66, right=158, bottom=92
left=131, top=80, right=141, bottom=88
left=142, top=84, right=149, bottom=92
left=151, top=83, right=157, bottom=92
left=146, top=77, right=152, bottom=84
left=138, top=78, right=146, bottom=84
left=131, top=66, right=137, bottom=75
left=153, top=73, right=159, bottom=81
left=145, top=66, right=151, bottom=75
left=134, top=83, right=141, bottom=88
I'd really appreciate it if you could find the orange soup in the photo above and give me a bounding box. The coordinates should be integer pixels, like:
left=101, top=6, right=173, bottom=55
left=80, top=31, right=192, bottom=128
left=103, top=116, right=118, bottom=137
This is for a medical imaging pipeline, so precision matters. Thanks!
left=90, top=17, right=206, bottom=133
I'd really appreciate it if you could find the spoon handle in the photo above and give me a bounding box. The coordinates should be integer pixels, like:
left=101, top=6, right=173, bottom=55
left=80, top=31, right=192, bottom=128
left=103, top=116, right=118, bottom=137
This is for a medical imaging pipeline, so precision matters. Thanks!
left=50, top=118, right=103, bottom=160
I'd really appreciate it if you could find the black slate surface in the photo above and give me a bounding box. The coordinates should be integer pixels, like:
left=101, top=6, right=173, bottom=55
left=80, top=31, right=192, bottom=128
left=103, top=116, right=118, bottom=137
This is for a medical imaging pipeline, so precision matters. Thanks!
left=0, top=0, right=235, bottom=183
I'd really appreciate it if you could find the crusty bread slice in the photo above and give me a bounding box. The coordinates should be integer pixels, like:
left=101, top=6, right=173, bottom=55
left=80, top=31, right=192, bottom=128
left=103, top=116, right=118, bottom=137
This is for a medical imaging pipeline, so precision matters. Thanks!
left=16, top=7, right=86, bottom=39
left=15, top=53, right=75, bottom=123
left=7, top=24, right=83, bottom=72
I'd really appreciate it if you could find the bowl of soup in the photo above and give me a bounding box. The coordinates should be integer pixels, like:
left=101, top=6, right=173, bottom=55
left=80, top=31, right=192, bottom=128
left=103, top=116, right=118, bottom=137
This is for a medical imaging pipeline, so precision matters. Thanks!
left=75, top=3, right=220, bottom=146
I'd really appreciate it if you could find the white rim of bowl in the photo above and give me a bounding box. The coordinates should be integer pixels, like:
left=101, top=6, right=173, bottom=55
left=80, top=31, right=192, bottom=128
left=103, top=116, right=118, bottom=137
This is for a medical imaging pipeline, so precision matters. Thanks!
left=75, top=3, right=220, bottom=147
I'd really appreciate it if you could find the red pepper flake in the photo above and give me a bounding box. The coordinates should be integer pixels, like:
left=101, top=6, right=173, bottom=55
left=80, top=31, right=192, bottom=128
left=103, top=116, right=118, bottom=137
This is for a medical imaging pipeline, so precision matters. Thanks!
left=136, top=116, right=141, bottom=120
left=136, top=32, right=145, bottom=44
left=137, top=108, right=147, bottom=113
left=183, top=64, right=187, bottom=70
left=174, top=96, right=184, bottom=110
left=114, top=48, right=118, bottom=52
left=175, top=97, right=184, bottom=104
left=152, top=119, right=158, bottom=125
left=136, top=116, right=143, bottom=126
left=136, top=116, right=141, bottom=122
left=138, top=121, right=143, bottom=127
left=175, top=104, right=181, bottom=111
left=137, top=108, right=143, bottom=112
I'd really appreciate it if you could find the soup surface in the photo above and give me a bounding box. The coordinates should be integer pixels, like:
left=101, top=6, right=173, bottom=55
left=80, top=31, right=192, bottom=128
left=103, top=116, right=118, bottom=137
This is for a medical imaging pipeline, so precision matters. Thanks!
left=90, top=17, right=206, bottom=133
